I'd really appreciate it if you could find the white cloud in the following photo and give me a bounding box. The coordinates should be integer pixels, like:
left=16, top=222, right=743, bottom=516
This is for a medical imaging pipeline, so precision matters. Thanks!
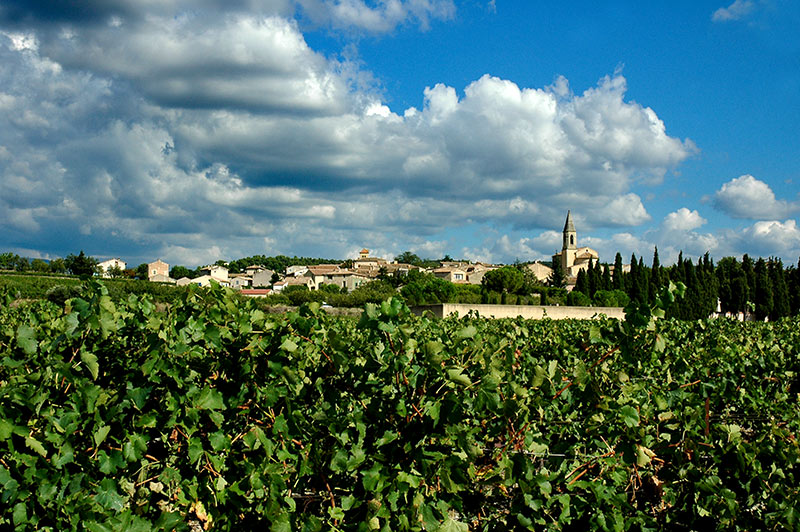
left=712, top=0, right=755, bottom=22
left=297, top=0, right=456, bottom=32
left=663, top=207, right=706, bottom=232
left=654, top=208, right=718, bottom=259
left=46, top=15, right=351, bottom=115
left=0, top=5, right=698, bottom=265
left=739, top=219, right=800, bottom=255
left=713, top=174, right=797, bottom=219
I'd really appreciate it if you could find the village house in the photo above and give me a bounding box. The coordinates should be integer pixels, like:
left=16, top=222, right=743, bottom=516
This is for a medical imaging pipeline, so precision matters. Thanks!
left=272, top=276, right=314, bottom=292
left=198, top=264, right=229, bottom=282
left=251, top=269, right=276, bottom=288
left=324, top=270, right=370, bottom=291
left=147, top=259, right=175, bottom=283
left=433, top=266, right=469, bottom=284
left=464, top=263, right=498, bottom=285
left=228, top=273, right=252, bottom=290
left=526, top=261, right=553, bottom=283
left=97, top=258, right=126, bottom=278
left=303, top=264, right=344, bottom=290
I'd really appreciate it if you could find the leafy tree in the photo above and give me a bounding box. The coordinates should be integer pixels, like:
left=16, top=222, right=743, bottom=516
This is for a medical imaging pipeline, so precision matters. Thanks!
left=513, top=261, right=543, bottom=294
left=30, top=258, right=50, bottom=272
left=319, top=283, right=345, bottom=294
left=592, top=289, right=630, bottom=308
left=135, top=263, right=149, bottom=280
left=0, top=252, right=17, bottom=270
left=482, top=266, right=524, bottom=303
left=400, top=273, right=455, bottom=306
left=170, top=265, right=197, bottom=279
left=64, top=251, right=98, bottom=277
left=107, top=265, right=124, bottom=278
left=49, top=258, right=67, bottom=274
left=567, top=290, right=591, bottom=306
left=394, top=251, right=423, bottom=266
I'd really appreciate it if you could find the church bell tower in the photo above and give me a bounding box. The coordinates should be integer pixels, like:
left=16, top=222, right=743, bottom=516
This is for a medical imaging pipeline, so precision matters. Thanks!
left=561, top=210, right=577, bottom=271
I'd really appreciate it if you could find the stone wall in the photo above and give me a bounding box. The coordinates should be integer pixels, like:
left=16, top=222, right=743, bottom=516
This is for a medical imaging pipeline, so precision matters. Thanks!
left=410, top=303, right=625, bottom=320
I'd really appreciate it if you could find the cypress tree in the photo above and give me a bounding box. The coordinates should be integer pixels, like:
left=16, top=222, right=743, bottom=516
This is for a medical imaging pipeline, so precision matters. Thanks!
left=769, top=258, right=790, bottom=320
left=575, top=268, right=589, bottom=295
left=628, top=253, right=640, bottom=303
left=791, top=258, right=800, bottom=315
left=754, top=258, right=772, bottom=321
left=680, top=257, right=700, bottom=319
left=672, top=251, right=685, bottom=284
left=716, top=257, right=746, bottom=315
left=650, top=246, right=662, bottom=300
left=638, top=256, right=649, bottom=305
left=548, top=258, right=566, bottom=288
left=588, top=259, right=601, bottom=298
left=612, top=252, right=624, bottom=290
left=602, top=264, right=612, bottom=291
left=742, top=254, right=755, bottom=310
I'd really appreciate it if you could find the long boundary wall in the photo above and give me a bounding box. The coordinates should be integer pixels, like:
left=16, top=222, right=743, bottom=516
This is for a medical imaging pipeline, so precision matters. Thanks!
left=410, top=303, right=625, bottom=320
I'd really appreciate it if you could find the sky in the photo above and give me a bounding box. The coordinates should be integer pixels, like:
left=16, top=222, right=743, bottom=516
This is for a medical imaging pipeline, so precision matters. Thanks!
left=1, top=0, right=799, bottom=267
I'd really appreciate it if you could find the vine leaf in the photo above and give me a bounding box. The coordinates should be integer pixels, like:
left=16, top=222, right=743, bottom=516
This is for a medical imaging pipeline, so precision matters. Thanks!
left=16, top=324, right=37, bottom=355
left=81, top=350, right=100, bottom=380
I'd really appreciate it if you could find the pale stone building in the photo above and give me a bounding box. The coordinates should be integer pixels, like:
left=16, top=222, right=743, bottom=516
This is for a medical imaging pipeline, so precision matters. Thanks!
left=526, top=261, right=553, bottom=283
left=97, top=258, right=126, bottom=278
left=147, top=258, right=176, bottom=284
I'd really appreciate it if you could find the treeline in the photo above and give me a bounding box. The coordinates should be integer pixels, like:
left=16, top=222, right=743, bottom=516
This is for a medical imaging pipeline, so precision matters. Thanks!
left=570, top=249, right=800, bottom=320
left=0, top=251, right=101, bottom=277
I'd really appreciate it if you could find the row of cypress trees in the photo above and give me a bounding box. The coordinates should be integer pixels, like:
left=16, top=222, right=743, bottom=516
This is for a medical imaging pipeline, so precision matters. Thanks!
left=572, top=248, right=800, bottom=320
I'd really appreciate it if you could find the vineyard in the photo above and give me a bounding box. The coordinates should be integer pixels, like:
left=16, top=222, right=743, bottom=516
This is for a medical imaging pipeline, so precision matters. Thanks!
left=0, top=281, right=798, bottom=530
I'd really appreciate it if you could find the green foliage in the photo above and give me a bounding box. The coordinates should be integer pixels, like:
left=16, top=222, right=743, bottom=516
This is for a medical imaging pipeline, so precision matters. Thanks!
left=1, top=281, right=797, bottom=530
left=400, top=273, right=455, bottom=306
left=566, top=290, right=591, bottom=306
left=592, top=289, right=629, bottom=308
left=1, top=273, right=189, bottom=304
left=64, top=251, right=99, bottom=277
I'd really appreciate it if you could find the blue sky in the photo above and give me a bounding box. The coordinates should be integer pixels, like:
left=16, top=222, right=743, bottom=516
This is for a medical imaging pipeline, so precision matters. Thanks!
left=1, top=0, right=798, bottom=267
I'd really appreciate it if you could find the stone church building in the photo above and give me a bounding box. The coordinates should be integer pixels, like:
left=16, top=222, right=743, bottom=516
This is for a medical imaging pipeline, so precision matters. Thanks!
left=553, top=210, right=599, bottom=279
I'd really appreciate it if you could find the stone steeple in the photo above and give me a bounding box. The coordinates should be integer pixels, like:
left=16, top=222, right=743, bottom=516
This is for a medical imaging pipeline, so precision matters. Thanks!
left=562, top=210, right=576, bottom=251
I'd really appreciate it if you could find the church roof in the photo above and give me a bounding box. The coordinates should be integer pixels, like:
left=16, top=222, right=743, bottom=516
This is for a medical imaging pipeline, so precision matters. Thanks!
left=563, top=210, right=575, bottom=233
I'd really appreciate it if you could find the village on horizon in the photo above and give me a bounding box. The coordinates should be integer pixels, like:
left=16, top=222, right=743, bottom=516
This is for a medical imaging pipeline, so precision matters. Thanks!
left=91, top=211, right=615, bottom=297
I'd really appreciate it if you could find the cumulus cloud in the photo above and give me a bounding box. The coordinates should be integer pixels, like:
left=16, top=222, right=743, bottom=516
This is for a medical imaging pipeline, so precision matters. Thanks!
left=738, top=219, right=800, bottom=256
left=297, top=0, right=456, bottom=32
left=713, top=174, right=798, bottom=219
left=0, top=1, right=452, bottom=33
left=663, top=207, right=707, bottom=232
left=36, top=16, right=352, bottom=116
left=712, top=0, right=755, bottom=22
left=0, top=3, right=696, bottom=265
